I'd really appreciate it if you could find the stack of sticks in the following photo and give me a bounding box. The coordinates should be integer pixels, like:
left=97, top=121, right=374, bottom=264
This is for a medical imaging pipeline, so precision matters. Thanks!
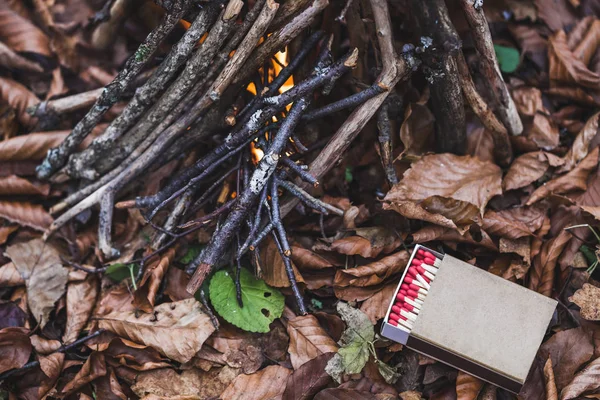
left=387, top=249, right=442, bottom=333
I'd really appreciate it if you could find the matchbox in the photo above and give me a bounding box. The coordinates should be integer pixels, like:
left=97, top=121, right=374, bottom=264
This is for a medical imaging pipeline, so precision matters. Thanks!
left=380, top=244, right=557, bottom=393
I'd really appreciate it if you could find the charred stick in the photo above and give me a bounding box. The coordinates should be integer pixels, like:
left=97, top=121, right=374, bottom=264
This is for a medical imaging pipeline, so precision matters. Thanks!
left=458, top=0, right=523, bottom=136
left=455, top=52, right=512, bottom=166
left=281, top=156, right=318, bottom=186
left=238, top=185, right=269, bottom=257
left=36, top=0, right=191, bottom=180
left=67, top=0, right=237, bottom=180
left=152, top=186, right=195, bottom=248
left=412, top=0, right=466, bottom=154
left=305, top=83, right=386, bottom=120
left=271, top=227, right=306, bottom=314
left=185, top=96, right=310, bottom=295
left=377, top=101, right=398, bottom=186
left=136, top=49, right=358, bottom=213
left=249, top=221, right=274, bottom=251
left=187, top=165, right=239, bottom=216
left=291, top=134, right=308, bottom=152
left=277, top=178, right=343, bottom=215
left=199, top=289, right=220, bottom=329
left=270, top=175, right=291, bottom=256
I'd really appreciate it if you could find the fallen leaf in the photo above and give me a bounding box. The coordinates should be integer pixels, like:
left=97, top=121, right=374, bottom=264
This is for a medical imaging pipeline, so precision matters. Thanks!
left=5, top=239, right=68, bottom=328
left=560, top=356, right=600, bottom=400
left=513, top=87, right=545, bottom=117
left=0, top=76, right=39, bottom=127
left=534, top=0, right=577, bottom=32
left=0, top=175, right=49, bottom=196
left=93, top=368, right=127, bottom=400
left=38, top=352, right=64, bottom=397
left=259, top=237, right=304, bottom=287
left=61, top=352, right=107, bottom=394
left=210, top=268, right=284, bottom=333
left=286, top=314, right=338, bottom=370
left=134, top=247, right=176, bottom=313
left=384, top=154, right=502, bottom=228
left=283, top=353, right=335, bottom=400
left=315, top=388, right=378, bottom=399
left=569, top=283, right=600, bottom=321
left=132, top=366, right=240, bottom=400
left=290, top=245, right=334, bottom=270
left=383, top=200, right=459, bottom=230
left=503, top=152, right=555, bottom=191
left=63, top=276, right=98, bottom=344
left=334, top=251, right=408, bottom=287
left=549, top=30, right=600, bottom=89
left=163, top=267, right=193, bottom=301
left=30, top=335, right=61, bottom=354
left=0, top=200, right=53, bottom=231
left=221, top=365, right=291, bottom=400
left=482, top=210, right=535, bottom=239
left=0, top=326, right=31, bottom=374
left=529, top=230, right=571, bottom=296
left=0, top=131, right=69, bottom=161
left=94, top=283, right=135, bottom=318
left=399, top=102, right=435, bottom=158
left=0, top=41, right=44, bottom=73
left=559, top=112, right=600, bottom=172
left=0, top=261, right=24, bottom=286
left=0, top=301, right=27, bottom=328
left=360, top=282, right=398, bottom=324
left=98, top=298, right=215, bottom=363
left=456, top=372, right=484, bottom=400
left=528, top=113, right=560, bottom=149
left=101, top=337, right=170, bottom=371
left=0, top=6, right=51, bottom=58
left=410, top=225, right=498, bottom=251
left=544, top=357, right=559, bottom=400
left=329, top=235, right=399, bottom=259
left=0, top=224, right=18, bottom=245
left=540, top=327, right=594, bottom=391
left=527, top=147, right=599, bottom=205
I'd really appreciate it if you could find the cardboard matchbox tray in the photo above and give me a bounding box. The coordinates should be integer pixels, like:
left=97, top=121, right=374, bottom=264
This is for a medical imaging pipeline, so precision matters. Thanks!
left=381, top=245, right=557, bottom=393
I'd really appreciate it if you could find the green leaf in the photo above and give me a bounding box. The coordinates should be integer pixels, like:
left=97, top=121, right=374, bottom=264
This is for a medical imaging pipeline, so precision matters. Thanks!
left=326, top=302, right=375, bottom=381
left=338, top=340, right=370, bottom=374
left=494, top=45, right=520, bottom=73
left=209, top=268, right=284, bottom=333
left=345, top=167, right=353, bottom=183
left=580, top=245, right=597, bottom=266
left=106, top=262, right=139, bottom=282
left=337, top=301, right=375, bottom=345
left=377, top=360, right=400, bottom=384
left=179, top=244, right=204, bottom=264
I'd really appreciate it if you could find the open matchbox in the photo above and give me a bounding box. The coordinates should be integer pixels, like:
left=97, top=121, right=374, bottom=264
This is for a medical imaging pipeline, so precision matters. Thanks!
left=380, top=245, right=558, bottom=393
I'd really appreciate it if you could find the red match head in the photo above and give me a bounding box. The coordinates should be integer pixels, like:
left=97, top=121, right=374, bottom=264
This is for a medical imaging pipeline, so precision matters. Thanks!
left=407, top=289, right=420, bottom=298
left=411, top=259, right=422, bottom=266
left=389, top=313, right=400, bottom=321
left=401, top=284, right=410, bottom=291
left=403, top=303, right=415, bottom=312
left=389, top=319, right=398, bottom=326
left=423, top=251, right=436, bottom=259
left=399, top=289, right=408, bottom=295
left=404, top=276, right=416, bottom=285
left=392, top=305, right=402, bottom=314
left=397, top=293, right=406, bottom=302
left=416, top=265, right=426, bottom=274
left=417, top=249, right=425, bottom=256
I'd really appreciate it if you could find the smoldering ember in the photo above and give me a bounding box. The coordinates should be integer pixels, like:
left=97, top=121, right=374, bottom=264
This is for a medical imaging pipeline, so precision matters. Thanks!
left=0, top=0, right=600, bottom=398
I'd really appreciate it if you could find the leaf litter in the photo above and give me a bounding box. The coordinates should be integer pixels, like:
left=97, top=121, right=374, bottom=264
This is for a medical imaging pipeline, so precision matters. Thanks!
left=0, top=0, right=600, bottom=399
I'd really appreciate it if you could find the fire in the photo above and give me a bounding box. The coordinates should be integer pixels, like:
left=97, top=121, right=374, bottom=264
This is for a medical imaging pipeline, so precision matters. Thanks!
left=250, top=141, right=264, bottom=164
left=274, top=48, right=294, bottom=94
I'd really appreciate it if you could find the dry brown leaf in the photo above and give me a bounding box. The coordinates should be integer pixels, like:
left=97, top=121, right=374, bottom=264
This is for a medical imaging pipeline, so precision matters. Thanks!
left=0, top=131, right=69, bottom=161
left=221, top=365, right=291, bottom=400
left=132, top=367, right=240, bottom=400
left=283, top=352, right=334, bottom=400
left=384, top=154, right=502, bottom=228
left=0, top=175, right=49, bottom=196
left=0, top=327, right=31, bottom=374
left=30, top=335, right=61, bottom=354
left=540, top=327, right=594, bottom=391
left=383, top=200, right=459, bottom=230
left=0, top=224, right=17, bottom=245
left=0, top=6, right=51, bottom=57
left=399, top=102, right=435, bottom=158
left=315, top=388, right=379, bottom=399
left=98, top=298, right=215, bottom=363
left=290, top=245, right=334, bottom=270
left=0, top=41, right=43, bottom=73
left=38, top=352, right=65, bottom=397
left=529, top=230, right=571, bottom=296
left=0, top=201, right=52, bottom=231
left=534, top=0, right=577, bottom=32
left=549, top=30, right=600, bottom=89
left=456, top=371, right=484, bottom=400
left=0, top=77, right=39, bottom=127
left=94, top=283, right=135, bottom=318
left=100, top=337, right=170, bottom=371
left=61, top=352, right=107, bottom=394
left=509, top=25, right=547, bottom=69
left=569, top=283, right=600, bottom=321
left=503, top=151, right=555, bottom=191
left=513, top=87, right=545, bottom=116
left=259, top=237, right=304, bottom=287
left=527, top=147, right=599, bottom=205
left=559, top=112, right=600, bottom=172
left=410, top=225, right=498, bottom=251
left=334, top=251, right=409, bottom=287
left=482, top=210, right=535, bottom=239
left=5, top=239, right=68, bottom=328
left=560, top=356, right=600, bottom=399
left=0, top=261, right=24, bottom=286
left=360, top=282, right=397, bottom=323
left=528, top=113, right=560, bottom=149
left=567, top=17, right=595, bottom=51
left=133, top=247, right=176, bottom=313
left=163, top=267, right=193, bottom=302
left=572, top=19, right=600, bottom=64
left=544, top=357, right=559, bottom=400
left=63, top=276, right=98, bottom=344
left=286, top=314, right=338, bottom=370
